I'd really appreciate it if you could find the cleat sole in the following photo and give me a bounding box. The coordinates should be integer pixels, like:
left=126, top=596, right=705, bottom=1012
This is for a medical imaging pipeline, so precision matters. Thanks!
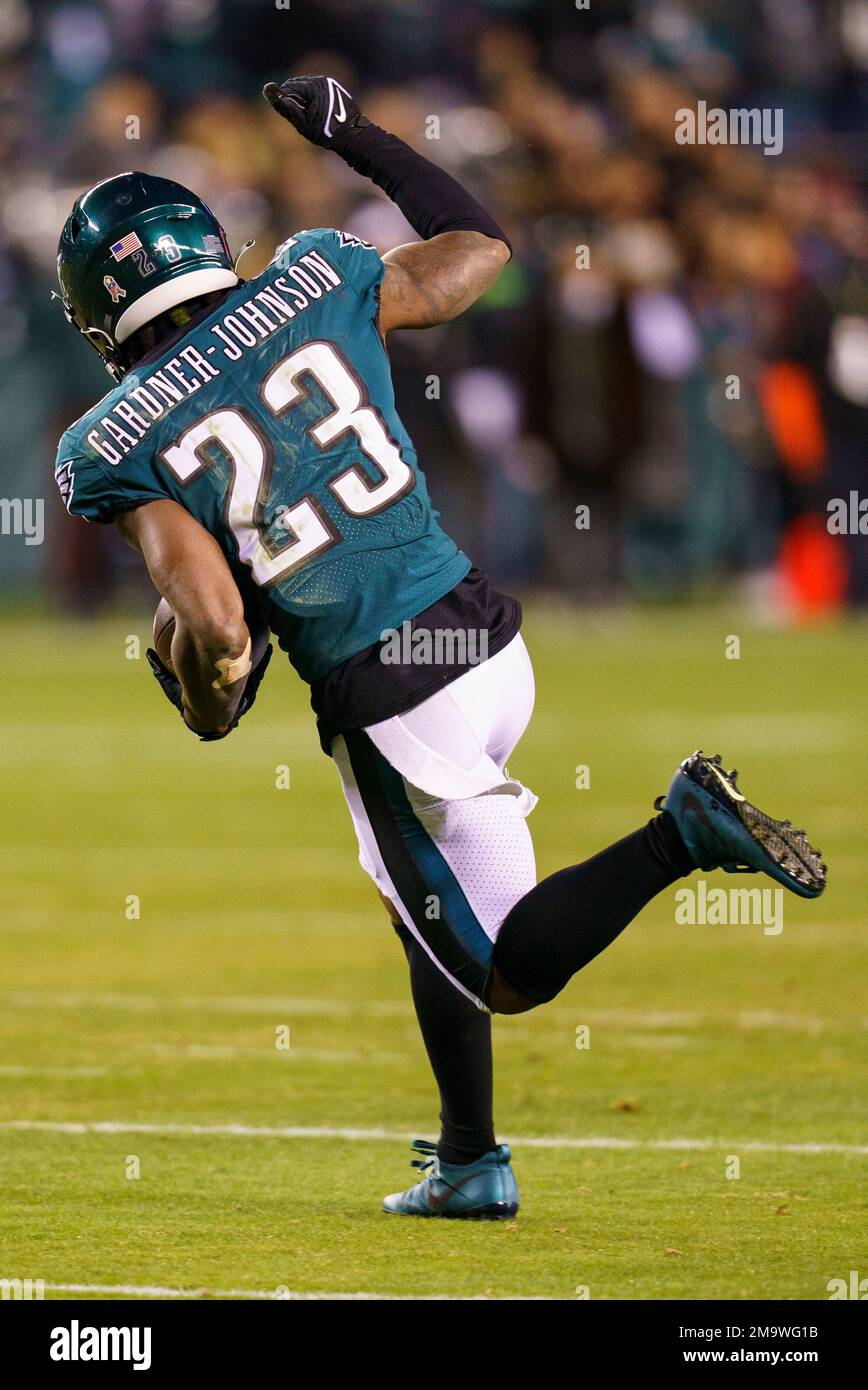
left=661, top=751, right=828, bottom=899
left=738, top=800, right=826, bottom=896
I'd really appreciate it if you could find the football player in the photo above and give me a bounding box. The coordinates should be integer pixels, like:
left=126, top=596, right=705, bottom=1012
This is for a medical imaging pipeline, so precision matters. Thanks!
left=55, top=76, right=827, bottom=1220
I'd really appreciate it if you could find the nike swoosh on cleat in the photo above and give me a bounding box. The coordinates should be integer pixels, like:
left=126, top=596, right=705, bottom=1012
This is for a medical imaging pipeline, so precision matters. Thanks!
left=704, top=762, right=746, bottom=802
left=426, top=1170, right=486, bottom=1210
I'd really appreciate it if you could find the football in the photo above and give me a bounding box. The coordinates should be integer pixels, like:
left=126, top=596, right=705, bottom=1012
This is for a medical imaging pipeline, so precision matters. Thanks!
left=152, top=596, right=177, bottom=671
left=153, top=597, right=269, bottom=673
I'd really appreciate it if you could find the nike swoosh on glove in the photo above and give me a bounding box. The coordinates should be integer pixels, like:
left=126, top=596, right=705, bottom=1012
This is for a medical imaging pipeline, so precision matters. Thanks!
left=262, top=74, right=368, bottom=150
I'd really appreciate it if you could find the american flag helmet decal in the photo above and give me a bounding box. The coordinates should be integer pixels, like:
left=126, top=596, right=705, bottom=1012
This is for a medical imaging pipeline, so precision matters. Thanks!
left=110, top=231, right=143, bottom=261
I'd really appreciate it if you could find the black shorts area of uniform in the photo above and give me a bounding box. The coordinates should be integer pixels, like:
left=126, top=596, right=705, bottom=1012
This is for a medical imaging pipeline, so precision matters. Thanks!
left=310, top=566, right=522, bottom=755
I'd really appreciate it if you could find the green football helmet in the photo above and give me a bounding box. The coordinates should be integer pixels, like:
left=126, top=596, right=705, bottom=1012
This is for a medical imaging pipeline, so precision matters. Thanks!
left=57, top=171, right=238, bottom=381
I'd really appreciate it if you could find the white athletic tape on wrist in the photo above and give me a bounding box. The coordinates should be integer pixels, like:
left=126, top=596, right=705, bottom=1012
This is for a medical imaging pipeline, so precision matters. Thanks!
left=211, top=637, right=252, bottom=690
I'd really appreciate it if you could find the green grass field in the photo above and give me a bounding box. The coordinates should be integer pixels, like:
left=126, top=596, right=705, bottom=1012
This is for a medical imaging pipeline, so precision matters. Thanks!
left=1, top=603, right=866, bottom=1300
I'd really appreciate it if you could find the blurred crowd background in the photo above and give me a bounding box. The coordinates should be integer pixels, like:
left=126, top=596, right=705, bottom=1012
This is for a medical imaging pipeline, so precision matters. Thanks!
left=1, top=0, right=866, bottom=616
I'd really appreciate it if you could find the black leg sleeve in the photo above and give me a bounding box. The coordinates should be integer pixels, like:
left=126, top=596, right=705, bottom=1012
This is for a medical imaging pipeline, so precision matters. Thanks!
left=490, top=814, right=695, bottom=1006
left=395, top=925, right=496, bottom=1165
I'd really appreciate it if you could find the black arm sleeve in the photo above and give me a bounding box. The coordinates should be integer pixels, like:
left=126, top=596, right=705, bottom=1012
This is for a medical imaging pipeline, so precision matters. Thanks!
left=336, top=122, right=511, bottom=255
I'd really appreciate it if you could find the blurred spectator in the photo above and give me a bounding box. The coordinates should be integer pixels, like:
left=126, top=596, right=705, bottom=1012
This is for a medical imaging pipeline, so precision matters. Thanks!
left=1, top=0, right=865, bottom=614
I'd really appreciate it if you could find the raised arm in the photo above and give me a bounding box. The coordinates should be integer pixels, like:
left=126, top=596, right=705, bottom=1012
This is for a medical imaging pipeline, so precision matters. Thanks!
left=115, top=499, right=251, bottom=736
left=263, top=76, right=511, bottom=333
left=379, top=231, right=509, bottom=333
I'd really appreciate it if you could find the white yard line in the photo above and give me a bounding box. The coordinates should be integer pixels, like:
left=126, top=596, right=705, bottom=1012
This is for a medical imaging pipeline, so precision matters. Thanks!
left=41, top=1282, right=544, bottom=1300
left=1, top=991, right=407, bottom=1017
left=2, top=991, right=863, bottom=1032
left=142, top=1043, right=406, bottom=1064
left=0, top=1065, right=107, bottom=1078
left=1, top=1119, right=865, bottom=1155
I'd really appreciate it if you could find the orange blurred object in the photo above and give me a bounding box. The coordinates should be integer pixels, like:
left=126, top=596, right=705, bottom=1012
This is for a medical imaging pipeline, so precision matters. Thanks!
left=759, top=361, right=826, bottom=478
left=778, top=515, right=848, bottom=618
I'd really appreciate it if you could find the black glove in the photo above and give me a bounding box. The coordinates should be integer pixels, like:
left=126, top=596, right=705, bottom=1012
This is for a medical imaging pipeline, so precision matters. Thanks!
left=146, top=647, right=184, bottom=717
left=146, top=644, right=273, bottom=741
left=262, top=75, right=367, bottom=151
left=263, top=73, right=511, bottom=254
left=203, top=642, right=273, bottom=741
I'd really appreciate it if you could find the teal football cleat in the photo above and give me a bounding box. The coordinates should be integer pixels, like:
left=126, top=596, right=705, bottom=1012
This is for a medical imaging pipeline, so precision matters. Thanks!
left=383, top=1139, right=519, bottom=1219
left=658, top=751, right=827, bottom=899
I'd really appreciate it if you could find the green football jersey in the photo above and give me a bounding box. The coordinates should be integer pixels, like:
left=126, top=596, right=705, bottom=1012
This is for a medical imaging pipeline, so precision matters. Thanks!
left=55, top=228, right=470, bottom=682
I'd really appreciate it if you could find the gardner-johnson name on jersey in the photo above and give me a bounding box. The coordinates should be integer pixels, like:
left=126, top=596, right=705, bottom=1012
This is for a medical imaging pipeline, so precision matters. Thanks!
left=85, top=246, right=345, bottom=467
